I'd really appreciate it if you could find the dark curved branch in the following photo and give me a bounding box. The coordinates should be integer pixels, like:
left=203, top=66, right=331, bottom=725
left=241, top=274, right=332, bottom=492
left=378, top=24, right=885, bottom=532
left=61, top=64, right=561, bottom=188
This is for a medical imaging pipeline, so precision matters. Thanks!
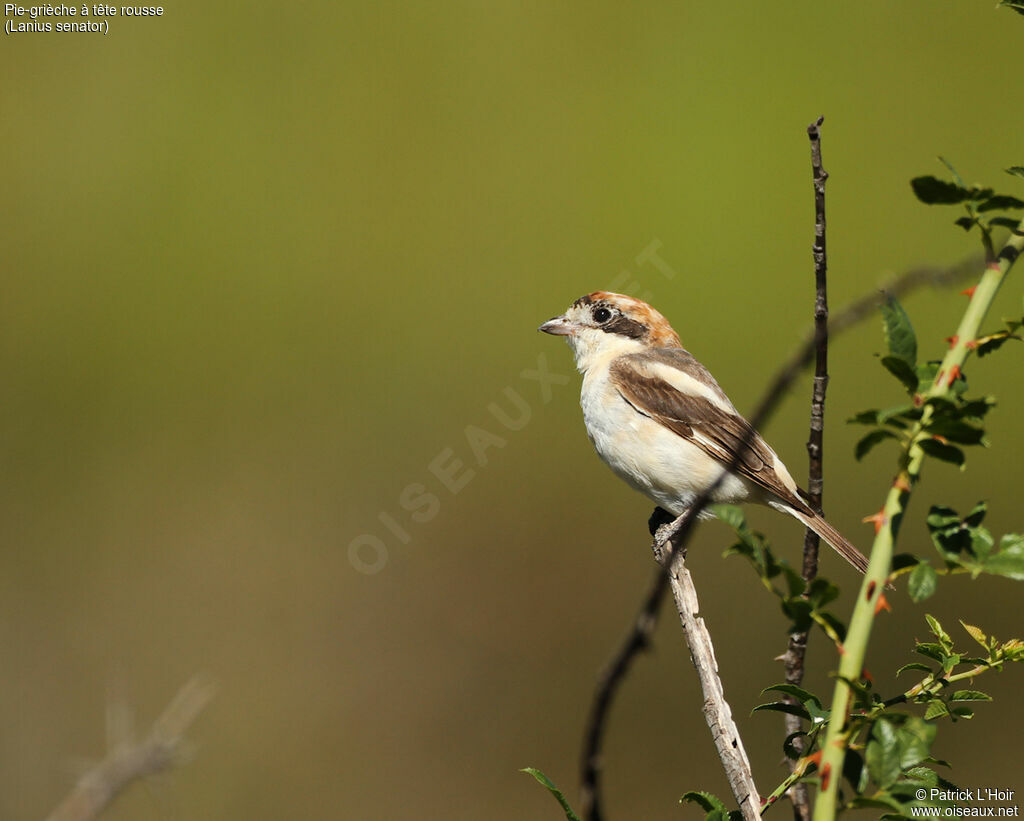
left=580, top=563, right=668, bottom=821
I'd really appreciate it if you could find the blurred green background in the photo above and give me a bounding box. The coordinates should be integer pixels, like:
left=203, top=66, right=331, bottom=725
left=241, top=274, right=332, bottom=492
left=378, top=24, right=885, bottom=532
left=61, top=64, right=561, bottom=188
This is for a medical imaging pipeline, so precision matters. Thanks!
left=2, top=2, right=1023, bottom=818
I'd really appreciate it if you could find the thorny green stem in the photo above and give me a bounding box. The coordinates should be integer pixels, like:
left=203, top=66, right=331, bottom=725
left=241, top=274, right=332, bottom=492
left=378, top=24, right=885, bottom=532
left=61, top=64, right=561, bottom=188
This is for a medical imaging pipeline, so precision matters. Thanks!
left=811, top=220, right=1024, bottom=821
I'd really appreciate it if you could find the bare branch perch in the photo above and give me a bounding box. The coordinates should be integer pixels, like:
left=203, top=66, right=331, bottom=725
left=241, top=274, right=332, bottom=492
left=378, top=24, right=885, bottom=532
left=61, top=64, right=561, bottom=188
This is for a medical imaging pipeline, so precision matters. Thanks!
left=651, top=510, right=760, bottom=821
left=45, top=676, right=216, bottom=821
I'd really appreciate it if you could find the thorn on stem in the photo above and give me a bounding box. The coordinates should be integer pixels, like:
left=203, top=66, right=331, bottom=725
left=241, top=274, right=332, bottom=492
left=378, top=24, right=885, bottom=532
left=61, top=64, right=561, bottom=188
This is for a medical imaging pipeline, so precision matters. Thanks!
left=960, top=286, right=977, bottom=298
left=946, top=365, right=962, bottom=387
left=945, top=335, right=959, bottom=348
left=874, top=593, right=892, bottom=615
left=863, top=510, right=888, bottom=534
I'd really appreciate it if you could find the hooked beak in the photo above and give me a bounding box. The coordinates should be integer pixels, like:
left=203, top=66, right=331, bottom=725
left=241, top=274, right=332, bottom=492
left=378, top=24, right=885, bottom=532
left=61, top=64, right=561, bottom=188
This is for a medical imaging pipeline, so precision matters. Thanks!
left=538, top=314, right=576, bottom=336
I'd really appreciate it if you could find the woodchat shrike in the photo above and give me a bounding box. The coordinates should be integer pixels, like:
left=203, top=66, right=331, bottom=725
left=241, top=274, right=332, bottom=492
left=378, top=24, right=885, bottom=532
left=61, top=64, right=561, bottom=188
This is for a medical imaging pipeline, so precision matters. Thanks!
left=539, top=291, right=868, bottom=574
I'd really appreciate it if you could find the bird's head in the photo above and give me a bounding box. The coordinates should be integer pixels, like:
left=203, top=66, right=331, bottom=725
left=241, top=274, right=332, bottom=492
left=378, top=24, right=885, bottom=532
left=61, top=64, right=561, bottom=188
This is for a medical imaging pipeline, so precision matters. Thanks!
left=538, top=292, right=682, bottom=371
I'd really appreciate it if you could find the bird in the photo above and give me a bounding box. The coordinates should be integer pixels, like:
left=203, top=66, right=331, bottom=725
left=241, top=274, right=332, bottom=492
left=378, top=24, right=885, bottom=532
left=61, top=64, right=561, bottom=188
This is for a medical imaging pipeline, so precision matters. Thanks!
left=538, top=291, right=869, bottom=575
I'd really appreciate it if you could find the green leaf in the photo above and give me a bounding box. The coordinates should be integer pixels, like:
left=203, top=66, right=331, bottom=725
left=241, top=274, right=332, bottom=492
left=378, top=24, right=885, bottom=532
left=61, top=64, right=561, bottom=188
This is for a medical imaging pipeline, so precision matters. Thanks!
left=896, top=662, right=934, bottom=676
left=916, top=643, right=946, bottom=662
left=896, top=717, right=937, bottom=769
left=910, top=176, right=979, bottom=204
left=990, top=216, right=1023, bottom=229
left=881, top=355, right=920, bottom=393
left=971, top=527, right=995, bottom=560
left=957, top=396, right=997, bottom=420
left=923, top=755, right=953, bottom=769
left=1007, top=166, right=1024, bottom=178
left=806, top=700, right=832, bottom=724
left=848, top=409, right=882, bottom=425
left=980, top=535, right=1024, bottom=580
left=938, top=157, right=965, bottom=185
left=954, top=216, right=977, bottom=231
left=807, top=577, right=840, bottom=608
left=960, top=621, right=988, bottom=649
left=855, top=429, right=900, bottom=461
left=916, top=361, right=941, bottom=390
left=881, top=404, right=922, bottom=425
left=681, top=791, right=729, bottom=812
left=927, top=504, right=979, bottom=540
left=997, top=0, right=1024, bottom=16
left=1001, top=638, right=1024, bottom=661
left=892, top=553, right=921, bottom=571
left=950, top=690, right=992, bottom=702
left=783, top=730, right=808, bottom=761
left=848, top=405, right=918, bottom=428
left=950, top=706, right=975, bottom=719
left=752, top=701, right=810, bottom=720
left=780, top=564, right=806, bottom=599
left=843, top=748, right=869, bottom=793
left=919, top=438, right=966, bottom=467
left=926, top=505, right=961, bottom=530
left=976, top=334, right=1018, bottom=357
left=964, top=501, right=987, bottom=527
left=926, top=614, right=952, bottom=647
left=881, top=296, right=917, bottom=367
left=905, top=766, right=940, bottom=787
left=867, top=719, right=901, bottom=788
left=813, top=611, right=847, bottom=644
left=763, top=684, right=822, bottom=707
left=908, top=562, right=938, bottom=602
left=924, top=700, right=950, bottom=720
left=977, top=195, right=1024, bottom=212
left=680, top=791, right=741, bottom=821
left=711, top=503, right=746, bottom=531
left=782, top=597, right=813, bottom=633
left=925, top=417, right=986, bottom=446
left=521, top=768, right=582, bottom=821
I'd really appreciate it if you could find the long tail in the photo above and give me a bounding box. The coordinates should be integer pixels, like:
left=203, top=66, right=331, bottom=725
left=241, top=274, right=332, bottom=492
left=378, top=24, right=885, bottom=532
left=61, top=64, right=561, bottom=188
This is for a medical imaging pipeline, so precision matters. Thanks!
left=771, top=503, right=870, bottom=575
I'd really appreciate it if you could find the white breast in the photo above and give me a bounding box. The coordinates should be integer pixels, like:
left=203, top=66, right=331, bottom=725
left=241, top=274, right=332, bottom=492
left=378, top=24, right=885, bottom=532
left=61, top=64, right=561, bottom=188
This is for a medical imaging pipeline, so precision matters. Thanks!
left=579, top=362, right=751, bottom=517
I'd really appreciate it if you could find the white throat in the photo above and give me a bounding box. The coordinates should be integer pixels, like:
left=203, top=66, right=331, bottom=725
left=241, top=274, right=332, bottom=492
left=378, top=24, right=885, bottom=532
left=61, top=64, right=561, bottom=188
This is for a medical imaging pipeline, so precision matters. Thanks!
left=567, top=329, right=645, bottom=374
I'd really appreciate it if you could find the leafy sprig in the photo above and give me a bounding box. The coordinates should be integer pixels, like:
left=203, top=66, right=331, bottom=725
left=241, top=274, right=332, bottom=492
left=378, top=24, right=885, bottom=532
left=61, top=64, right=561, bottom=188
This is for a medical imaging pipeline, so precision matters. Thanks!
left=849, top=294, right=1000, bottom=469
left=912, top=160, right=1024, bottom=257
left=814, top=166, right=1024, bottom=821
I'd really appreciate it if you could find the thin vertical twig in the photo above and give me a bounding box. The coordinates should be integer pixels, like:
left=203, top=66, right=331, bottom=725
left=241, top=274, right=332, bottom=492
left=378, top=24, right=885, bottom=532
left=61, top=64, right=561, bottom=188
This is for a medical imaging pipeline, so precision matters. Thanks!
left=780, top=115, right=830, bottom=821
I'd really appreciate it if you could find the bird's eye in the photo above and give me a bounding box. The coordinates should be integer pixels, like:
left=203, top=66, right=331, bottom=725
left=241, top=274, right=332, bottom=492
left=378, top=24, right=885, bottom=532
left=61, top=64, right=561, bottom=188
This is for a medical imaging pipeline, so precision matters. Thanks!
left=593, top=307, right=612, bottom=323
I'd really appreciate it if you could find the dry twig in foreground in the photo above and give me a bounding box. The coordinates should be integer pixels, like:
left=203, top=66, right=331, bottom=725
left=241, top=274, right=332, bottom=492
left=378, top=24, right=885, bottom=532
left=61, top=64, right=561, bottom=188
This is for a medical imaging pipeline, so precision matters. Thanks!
left=45, top=676, right=215, bottom=821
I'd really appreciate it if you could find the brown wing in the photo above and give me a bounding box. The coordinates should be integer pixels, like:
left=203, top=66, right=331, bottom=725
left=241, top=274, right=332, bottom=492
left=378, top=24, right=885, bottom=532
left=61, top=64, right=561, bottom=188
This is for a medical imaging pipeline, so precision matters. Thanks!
left=610, top=355, right=812, bottom=515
